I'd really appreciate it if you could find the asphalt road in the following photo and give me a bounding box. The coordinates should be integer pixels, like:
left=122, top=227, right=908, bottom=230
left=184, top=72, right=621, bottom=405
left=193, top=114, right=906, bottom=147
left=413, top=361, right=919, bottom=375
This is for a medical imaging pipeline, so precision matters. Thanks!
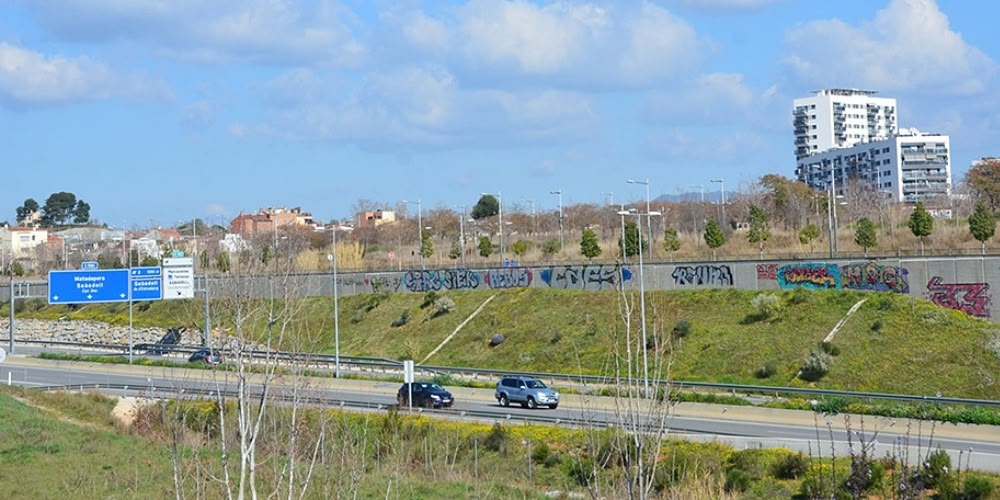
left=3, top=354, right=1000, bottom=472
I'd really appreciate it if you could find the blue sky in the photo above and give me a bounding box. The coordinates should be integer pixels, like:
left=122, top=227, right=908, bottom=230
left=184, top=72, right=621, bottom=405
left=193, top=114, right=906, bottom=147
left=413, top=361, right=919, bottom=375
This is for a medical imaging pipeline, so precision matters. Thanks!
left=2, top=0, right=998, bottom=227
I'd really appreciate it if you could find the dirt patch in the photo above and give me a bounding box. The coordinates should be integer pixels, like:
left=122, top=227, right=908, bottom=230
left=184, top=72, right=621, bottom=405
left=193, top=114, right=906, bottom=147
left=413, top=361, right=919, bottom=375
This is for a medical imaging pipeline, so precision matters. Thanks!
left=112, top=397, right=154, bottom=428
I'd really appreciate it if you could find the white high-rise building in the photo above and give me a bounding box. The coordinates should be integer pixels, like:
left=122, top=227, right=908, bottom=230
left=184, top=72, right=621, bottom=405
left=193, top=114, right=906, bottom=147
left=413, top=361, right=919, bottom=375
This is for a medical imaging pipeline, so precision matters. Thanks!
left=795, top=128, right=951, bottom=204
left=793, top=89, right=898, bottom=160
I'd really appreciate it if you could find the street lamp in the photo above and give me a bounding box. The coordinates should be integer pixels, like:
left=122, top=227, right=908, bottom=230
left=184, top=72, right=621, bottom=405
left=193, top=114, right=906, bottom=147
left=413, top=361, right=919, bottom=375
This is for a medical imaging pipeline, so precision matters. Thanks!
left=616, top=208, right=662, bottom=399
left=403, top=199, right=424, bottom=270
left=327, top=226, right=341, bottom=378
left=481, top=192, right=504, bottom=265
left=627, top=179, right=652, bottom=262
left=710, top=178, right=725, bottom=225
left=550, top=189, right=563, bottom=253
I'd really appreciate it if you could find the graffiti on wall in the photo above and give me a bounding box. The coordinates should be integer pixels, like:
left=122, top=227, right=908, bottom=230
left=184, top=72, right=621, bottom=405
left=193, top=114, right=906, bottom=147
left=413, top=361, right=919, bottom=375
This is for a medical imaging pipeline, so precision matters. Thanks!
left=404, top=269, right=482, bottom=292
left=671, top=265, right=734, bottom=287
left=485, top=268, right=533, bottom=289
left=338, top=276, right=402, bottom=293
left=756, top=263, right=778, bottom=281
left=840, top=262, right=909, bottom=294
left=540, top=265, right=632, bottom=290
left=925, top=277, right=991, bottom=318
left=777, top=263, right=841, bottom=289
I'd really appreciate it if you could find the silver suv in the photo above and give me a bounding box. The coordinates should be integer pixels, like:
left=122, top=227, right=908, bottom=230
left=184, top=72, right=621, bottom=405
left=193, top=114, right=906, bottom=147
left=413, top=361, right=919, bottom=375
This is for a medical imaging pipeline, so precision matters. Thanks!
left=495, top=376, right=559, bottom=409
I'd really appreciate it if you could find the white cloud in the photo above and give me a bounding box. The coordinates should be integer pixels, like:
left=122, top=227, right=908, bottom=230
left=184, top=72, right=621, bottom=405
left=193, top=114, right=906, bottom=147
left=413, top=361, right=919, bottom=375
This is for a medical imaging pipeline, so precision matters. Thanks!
left=643, top=73, right=754, bottom=125
left=23, top=0, right=365, bottom=66
left=783, top=0, right=996, bottom=95
left=0, top=42, right=170, bottom=109
left=665, top=0, right=784, bottom=14
left=382, top=1, right=703, bottom=89
left=238, top=65, right=598, bottom=151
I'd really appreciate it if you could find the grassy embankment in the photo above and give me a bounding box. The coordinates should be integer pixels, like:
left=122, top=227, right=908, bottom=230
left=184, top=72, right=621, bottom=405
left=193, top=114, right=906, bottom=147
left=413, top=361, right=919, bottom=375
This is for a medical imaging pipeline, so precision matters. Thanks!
left=9, top=287, right=1000, bottom=400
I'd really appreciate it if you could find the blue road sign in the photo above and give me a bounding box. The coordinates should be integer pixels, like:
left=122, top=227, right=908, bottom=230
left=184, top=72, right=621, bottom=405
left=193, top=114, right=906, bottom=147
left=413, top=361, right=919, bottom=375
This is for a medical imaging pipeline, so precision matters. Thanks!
left=130, top=266, right=162, bottom=301
left=81, top=261, right=99, bottom=270
left=48, top=269, right=129, bottom=304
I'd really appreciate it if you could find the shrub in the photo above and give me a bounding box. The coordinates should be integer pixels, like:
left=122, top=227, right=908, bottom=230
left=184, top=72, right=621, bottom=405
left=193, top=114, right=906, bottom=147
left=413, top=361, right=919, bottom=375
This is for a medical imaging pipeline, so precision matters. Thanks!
left=799, top=350, right=833, bottom=382
left=483, top=422, right=510, bottom=453
left=961, top=475, right=996, bottom=500
left=431, top=297, right=455, bottom=318
left=871, top=319, right=883, bottom=332
left=921, top=448, right=953, bottom=490
left=789, top=287, right=812, bottom=305
left=820, top=341, right=841, bottom=356
left=725, top=469, right=752, bottom=493
left=751, top=293, right=783, bottom=319
left=772, top=452, right=808, bottom=479
left=672, top=319, right=692, bottom=338
left=727, top=449, right=769, bottom=480
left=390, top=310, right=412, bottom=328
left=420, top=291, right=439, bottom=309
left=531, top=440, right=551, bottom=464
left=549, top=332, right=562, bottom=344
left=564, top=457, right=596, bottom=487
left=755, top=362, right=777, bottom=379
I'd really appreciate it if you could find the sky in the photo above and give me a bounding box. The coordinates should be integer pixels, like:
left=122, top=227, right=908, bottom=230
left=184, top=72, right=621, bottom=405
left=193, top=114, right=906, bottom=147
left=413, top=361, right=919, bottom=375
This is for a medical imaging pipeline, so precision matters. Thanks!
left=2, top=0, right=999, bottom=228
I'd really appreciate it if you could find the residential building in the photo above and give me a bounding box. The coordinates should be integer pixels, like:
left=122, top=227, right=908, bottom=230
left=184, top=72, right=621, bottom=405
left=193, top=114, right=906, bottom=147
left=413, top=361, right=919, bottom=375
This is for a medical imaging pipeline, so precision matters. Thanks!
left=356, top=210, right=396, bottom=229
left=795, top=128, right=951, bottom=204
left=0, top=225, right=49, bottom=260
left=229, top=206, right=316, bottom=237
left=793, top=89, right=897, bottom=160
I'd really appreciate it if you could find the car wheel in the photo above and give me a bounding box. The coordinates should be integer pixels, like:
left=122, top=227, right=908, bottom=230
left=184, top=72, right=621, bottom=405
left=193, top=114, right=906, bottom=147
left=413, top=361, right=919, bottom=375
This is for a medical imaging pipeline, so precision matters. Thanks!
left=499, top=394, right=509, bottom=407
left=548, top=404, right=559, bottom=409
left=526, top=397, right=537, bottom=409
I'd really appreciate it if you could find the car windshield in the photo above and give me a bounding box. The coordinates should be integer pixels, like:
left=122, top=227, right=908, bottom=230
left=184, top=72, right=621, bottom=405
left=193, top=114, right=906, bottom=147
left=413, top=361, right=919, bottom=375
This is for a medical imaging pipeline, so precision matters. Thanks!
left=525, top=380, right=546, bottom=389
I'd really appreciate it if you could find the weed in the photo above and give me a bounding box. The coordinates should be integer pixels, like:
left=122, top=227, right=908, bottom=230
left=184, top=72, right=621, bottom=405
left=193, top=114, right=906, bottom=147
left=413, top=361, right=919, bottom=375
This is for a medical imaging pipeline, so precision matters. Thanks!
left=755, top=362, right=777, bottom=379
left=772, top=452, right=808, bottom=479
left=799, top=350, right=833, bottom=382
left=390, top=310, right=412, bottom=328
left=820, top=341, right=841, bottom=356
left=672, top=319, right=692, bottom=338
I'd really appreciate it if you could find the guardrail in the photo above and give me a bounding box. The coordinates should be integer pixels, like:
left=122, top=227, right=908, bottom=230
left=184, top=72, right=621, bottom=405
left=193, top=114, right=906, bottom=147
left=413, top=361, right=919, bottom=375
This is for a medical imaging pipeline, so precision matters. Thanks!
left=12, top=339, right=1000, bottom=409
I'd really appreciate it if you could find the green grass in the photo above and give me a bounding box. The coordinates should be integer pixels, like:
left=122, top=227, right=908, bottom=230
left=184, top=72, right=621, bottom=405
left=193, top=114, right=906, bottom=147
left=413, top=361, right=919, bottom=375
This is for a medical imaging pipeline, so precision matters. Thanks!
left=10, top=287, right=1000, bottom=400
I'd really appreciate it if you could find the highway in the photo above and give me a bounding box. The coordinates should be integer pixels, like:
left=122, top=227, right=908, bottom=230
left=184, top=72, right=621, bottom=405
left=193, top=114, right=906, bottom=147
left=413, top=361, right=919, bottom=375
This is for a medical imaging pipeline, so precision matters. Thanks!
left=3, top=353, right=1000, bottom=472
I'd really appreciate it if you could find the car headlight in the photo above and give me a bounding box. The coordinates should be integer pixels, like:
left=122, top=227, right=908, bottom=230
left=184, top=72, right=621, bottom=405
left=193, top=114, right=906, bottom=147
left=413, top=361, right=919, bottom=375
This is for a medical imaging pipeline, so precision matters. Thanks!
left=431, top=394, right=441, bottom=399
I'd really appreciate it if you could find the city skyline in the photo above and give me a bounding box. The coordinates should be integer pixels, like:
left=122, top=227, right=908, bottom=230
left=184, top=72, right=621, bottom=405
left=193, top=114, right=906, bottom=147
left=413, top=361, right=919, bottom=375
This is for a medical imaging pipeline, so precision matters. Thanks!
left=2, top=0, right=998, bottom=226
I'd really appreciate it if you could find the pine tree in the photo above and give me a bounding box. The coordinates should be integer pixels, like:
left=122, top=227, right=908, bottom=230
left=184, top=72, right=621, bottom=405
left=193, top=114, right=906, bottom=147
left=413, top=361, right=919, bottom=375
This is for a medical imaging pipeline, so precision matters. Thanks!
left=746, top=205, right=771, bottom=258
left=663, top=228, right=680, bottom=262
left=854, top=217, right=877, bottom=257
left=907, top=202, right=934, bottom=255
left=703, top=218, right=726, bottom=261
left=580, top=227, right=602, bottom=260
left=968, top=202, right=996, bottom=254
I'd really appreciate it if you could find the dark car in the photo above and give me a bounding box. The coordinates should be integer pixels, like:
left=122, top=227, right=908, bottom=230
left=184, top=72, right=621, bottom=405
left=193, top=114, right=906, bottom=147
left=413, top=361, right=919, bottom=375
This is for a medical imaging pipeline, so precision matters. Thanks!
left=397, top=382, right=454, bottom=409
left=188, top=348, right=223, bottom=364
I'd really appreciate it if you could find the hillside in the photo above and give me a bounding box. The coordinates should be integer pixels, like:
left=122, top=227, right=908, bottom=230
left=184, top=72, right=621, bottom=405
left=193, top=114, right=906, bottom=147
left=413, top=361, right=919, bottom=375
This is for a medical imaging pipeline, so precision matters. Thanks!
left=10, top=287, right=1000, bottom=399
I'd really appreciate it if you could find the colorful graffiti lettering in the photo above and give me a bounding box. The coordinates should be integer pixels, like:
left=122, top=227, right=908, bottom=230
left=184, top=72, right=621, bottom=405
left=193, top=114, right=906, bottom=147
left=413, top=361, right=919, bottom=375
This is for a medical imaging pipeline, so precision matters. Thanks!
left=485, top=268, right=533, bottom=289
left=540, top=265, right=631, bottom=290
left=840, top=262, right=909, bottom=294
left=925, top=277, right=991, bottom=318
left=756, top=263, right=778, bottom=280
left=404, top=269, right=482, bottom=292
left=671, top=265, right=734, bottom=287
left=777, top=263, right=840, bottom=289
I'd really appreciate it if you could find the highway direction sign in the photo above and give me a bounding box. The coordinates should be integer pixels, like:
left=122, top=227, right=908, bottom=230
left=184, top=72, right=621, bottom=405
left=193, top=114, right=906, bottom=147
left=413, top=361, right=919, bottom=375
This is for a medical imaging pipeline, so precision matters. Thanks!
left=81, top=261, right=99, bottom=270
left=130, top=266, right=162, bottom=301
left=48, top=269, right=129, bottom=304
left=163, top=258, right=194, bottom=299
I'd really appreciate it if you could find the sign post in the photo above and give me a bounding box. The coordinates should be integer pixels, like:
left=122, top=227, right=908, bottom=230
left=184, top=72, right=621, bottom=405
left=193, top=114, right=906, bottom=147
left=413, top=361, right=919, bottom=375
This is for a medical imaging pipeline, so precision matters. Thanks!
left=404, top=360, right=415, bottom=411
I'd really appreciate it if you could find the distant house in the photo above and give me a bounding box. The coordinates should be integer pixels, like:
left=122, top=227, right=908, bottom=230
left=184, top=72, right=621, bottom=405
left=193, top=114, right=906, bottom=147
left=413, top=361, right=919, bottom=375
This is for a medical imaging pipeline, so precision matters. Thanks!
left=356, top=210, right=396, bottom=229
left=229, top=207, right=316, bottom=237
left=0, top=225, right=49, bottom=259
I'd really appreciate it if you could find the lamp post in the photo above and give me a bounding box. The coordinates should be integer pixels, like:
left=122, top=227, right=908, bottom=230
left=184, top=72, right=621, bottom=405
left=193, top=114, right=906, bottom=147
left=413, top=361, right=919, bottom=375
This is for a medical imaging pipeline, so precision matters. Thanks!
left=550, top=189, right=563, bottom=253
left=616, top=208, right=662, bottom=399
left=481, top=192, right=504, bottom=265
left=627, top=179, right=652, bottom=261
left=403, top=199, right=424, bottom=270
left=710, top=178, right=725, bottom=226
left=328, top=225, right=341, bottom=378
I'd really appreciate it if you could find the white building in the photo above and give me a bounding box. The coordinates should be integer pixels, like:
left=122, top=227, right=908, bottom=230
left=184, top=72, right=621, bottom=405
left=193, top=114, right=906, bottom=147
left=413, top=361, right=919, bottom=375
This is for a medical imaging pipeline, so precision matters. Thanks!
left=793, top=89, right=898, bottom=160
left=0, top=225, right=49, bottom=260
left=795, top=128, right=951, bottom=204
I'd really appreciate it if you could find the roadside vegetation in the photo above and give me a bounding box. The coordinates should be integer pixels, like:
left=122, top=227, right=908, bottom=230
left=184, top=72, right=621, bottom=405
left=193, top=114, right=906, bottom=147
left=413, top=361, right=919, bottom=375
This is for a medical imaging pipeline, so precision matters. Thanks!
left=3, top=386, right=997, bottom=499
